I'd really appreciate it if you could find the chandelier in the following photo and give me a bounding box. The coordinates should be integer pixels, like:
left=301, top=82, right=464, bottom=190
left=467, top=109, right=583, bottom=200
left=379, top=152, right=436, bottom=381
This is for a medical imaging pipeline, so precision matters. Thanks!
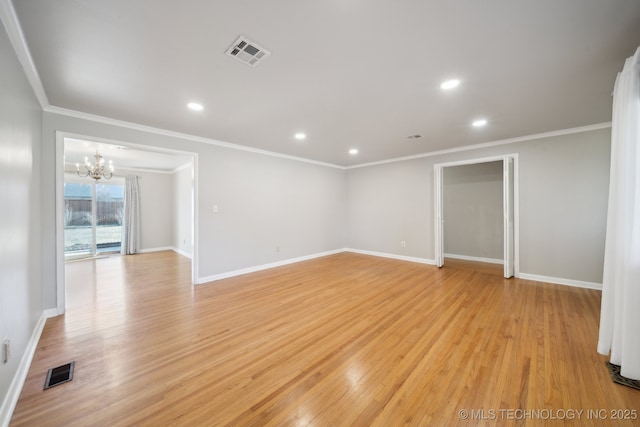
left=76, top=151, right=114, bottom=181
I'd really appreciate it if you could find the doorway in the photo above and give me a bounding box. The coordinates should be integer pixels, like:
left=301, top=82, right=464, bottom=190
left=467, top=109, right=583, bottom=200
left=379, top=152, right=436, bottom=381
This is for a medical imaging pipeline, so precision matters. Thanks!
left=434, top=155, right=518, bottom=278
left=55, top=132, right=199, bottom=315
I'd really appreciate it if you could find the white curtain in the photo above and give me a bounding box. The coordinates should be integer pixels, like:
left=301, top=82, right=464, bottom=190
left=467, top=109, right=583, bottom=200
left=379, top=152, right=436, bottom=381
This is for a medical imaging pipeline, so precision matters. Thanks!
left=598, top=47, right=640, bottom=380
left=121, top=175, right=141, bottom=255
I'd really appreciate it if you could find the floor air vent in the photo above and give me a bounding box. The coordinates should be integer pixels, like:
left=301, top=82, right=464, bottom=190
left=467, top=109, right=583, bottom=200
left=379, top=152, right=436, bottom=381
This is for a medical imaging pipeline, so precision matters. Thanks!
left=225, top=35, right=271, bottom=67
left=44, top=361, right=75, bottom=390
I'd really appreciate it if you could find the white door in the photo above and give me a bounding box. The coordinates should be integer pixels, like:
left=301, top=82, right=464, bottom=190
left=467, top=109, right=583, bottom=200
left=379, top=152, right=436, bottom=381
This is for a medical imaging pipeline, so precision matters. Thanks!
left=503, top=157, right=515, bottom=278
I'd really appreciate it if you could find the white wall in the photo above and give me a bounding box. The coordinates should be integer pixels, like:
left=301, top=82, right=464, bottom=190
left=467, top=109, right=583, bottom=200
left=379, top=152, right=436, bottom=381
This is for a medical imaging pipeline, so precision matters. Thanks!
left=41, top=112, right=347, bottom=307
left=443, top=161, right=503, bottom=261
left=346, top=158, right=432, bottom=258
left=347, top=128, right=610, bottom=285
left=0, top=24, right=43, bottom=415
left=173, top=165, right=193, bottom=257
left=135, top=170, right=174, bottom=251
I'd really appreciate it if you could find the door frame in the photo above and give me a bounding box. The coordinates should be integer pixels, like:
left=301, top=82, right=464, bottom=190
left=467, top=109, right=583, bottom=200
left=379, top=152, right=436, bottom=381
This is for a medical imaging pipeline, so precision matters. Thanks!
left=433, top=154, right=519, bottom=278
left=55, top=131, right=200, bottom=314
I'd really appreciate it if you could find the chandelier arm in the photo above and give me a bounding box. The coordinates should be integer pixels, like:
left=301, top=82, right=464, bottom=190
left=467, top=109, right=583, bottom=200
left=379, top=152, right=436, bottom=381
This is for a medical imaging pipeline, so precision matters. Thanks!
left=76, top=151, right=114, bottom=181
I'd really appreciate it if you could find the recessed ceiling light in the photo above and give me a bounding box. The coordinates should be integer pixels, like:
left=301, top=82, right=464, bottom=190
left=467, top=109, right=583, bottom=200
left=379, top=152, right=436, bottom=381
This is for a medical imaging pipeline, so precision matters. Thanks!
left=294, top=133, right=306, bottom=140
left=472, top=119, right=488, bottom=127
left=349, top=149, right=358, bottom=155
left=187, top=102, right=203, bottom=111
left=440, top=79, right=461, bottom=90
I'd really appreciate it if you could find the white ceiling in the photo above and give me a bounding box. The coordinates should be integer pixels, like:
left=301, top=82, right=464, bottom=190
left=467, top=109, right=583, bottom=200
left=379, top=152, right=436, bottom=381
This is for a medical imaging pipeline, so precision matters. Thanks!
left=10, top=1, right=640, bottom=166
left=65, top=138, right=193, bottom=172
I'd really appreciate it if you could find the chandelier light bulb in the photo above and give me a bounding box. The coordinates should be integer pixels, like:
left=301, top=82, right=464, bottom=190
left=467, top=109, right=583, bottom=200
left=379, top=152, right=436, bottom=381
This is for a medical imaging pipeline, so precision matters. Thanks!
left=77, top=151, right=114, bottom=181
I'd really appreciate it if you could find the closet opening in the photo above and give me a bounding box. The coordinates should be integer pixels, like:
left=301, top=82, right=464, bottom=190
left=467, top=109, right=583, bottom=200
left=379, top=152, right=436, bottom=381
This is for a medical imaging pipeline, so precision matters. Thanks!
left=434, top=155, right=518, bottom=278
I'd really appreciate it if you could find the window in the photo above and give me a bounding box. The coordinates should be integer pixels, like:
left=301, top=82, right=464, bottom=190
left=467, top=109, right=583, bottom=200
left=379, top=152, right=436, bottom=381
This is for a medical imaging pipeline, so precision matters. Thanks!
left=64, top=178, right=124, bottom=257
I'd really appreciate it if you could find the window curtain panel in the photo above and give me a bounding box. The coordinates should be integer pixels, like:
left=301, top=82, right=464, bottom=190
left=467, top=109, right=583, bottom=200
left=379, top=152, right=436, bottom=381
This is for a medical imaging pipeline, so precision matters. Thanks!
left=121, top=175, right=141, bottom=255
left=598, top=47, right=640, bottom=380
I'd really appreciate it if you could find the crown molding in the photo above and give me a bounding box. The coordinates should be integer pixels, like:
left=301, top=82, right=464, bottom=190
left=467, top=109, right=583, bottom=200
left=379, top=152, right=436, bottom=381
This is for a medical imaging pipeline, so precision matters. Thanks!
left=346, top=122, right=612, bottom=170
left=0, top=0, right=49, bottom=109
left=47, top=104, right=612, bottom=172
left=45, top=105, right=345, bottom=170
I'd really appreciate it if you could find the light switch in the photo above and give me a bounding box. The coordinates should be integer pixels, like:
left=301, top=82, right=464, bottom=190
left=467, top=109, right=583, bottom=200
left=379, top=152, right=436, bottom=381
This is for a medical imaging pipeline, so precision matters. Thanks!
left=213, top=205, right=219, bottom=213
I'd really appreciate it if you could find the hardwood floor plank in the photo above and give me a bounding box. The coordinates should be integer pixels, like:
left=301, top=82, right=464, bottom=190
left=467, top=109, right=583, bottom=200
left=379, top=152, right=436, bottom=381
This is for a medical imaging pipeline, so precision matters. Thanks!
left=9, top=251, right=640, bottom=426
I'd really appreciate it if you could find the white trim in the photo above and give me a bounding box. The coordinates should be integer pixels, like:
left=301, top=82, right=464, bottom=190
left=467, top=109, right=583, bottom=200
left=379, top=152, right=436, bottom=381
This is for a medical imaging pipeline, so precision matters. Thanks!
left=0, top=0, right=49, bottom=109
left=171, top=247, right=193, bottom=259
left=430, top=155, right=507, bottom=169
left=191, top=156, right=199, bottom=285
left=518, top=273, right=602, bottom=290
left=42, top=308, right=61, bottom=318
left=345, top=248, right=436, bottom=265
left=138, top=246, right=174, bottom=254
left=64, top=162, right=178, bottom=175
left=137, top=247, right=193, bottom=259
left=61, top=131, right=203, bottom=159
left=433, top=165, right=444, bottom=267
left=116, top=167, right=173, bottom=175
left=444, top=253, right=504, bottom=265
left=55, top=133, right=65, bottom=314
left=0, top=309, right=58, bottom=427
left=171, top=162, right=193, bottom=174
left=434, top=154, right=520, bottom=279
left=45, top=106, right=344, bottom=170
left=46, top=107, right=610, bottom=172
left=346, top=122, right=612, bottom=170
left=196, top=249, right=346, bottom=284
left=56, top=132, right=200, bottom=313
left=513, top=154, right=520, bottom=277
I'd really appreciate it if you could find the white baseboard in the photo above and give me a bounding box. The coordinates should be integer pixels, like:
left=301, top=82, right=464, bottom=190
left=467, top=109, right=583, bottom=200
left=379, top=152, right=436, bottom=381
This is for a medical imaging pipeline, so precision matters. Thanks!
left=139, top=247, right=192, bottom=259
left=196, top=249, right=346, bottom=284
left=518, top=273, right=602, bottom=290
left=444, top=253, right=503, bottom=265
left=171, top=247, right=192, bottom=259
left=138, top=246, right=174, bottom=254
left=345, top=248, right=436, bottom=265
left=0, top=309, right=58, bottom=427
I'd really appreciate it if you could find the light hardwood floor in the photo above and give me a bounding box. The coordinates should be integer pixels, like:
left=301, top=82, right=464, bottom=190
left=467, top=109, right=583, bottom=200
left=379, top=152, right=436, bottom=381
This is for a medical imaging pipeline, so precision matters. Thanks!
left=10, top=252, right=640, bottom=426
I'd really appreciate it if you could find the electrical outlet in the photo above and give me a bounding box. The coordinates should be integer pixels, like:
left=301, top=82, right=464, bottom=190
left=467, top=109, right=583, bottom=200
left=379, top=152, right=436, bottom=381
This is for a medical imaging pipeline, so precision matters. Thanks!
left=276, top=246, right=280, bottom=252
left=2, top=339, right=9, bottom=363
left=401, top=241, right=406, bottom=248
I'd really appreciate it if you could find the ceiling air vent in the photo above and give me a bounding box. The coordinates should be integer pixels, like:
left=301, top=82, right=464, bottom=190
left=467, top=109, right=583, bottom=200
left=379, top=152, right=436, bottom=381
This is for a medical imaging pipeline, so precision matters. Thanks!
left=225, top=36, right=271, bottom=68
